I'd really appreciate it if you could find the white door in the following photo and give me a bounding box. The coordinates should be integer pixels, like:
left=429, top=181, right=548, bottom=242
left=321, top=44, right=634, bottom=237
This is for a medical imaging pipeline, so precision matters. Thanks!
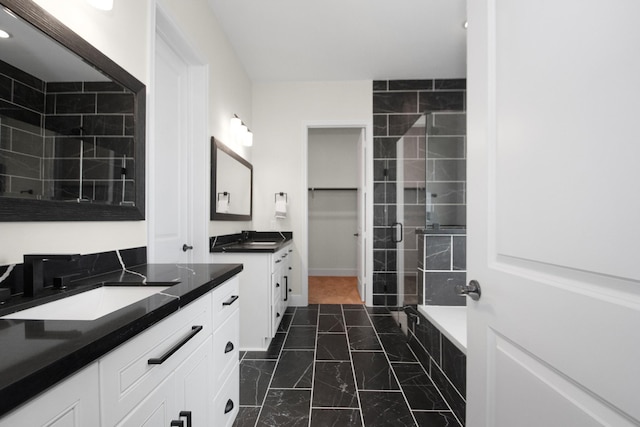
left=466, top=1, right=640, bottom=426
left=356, top=128, right=366, bottom=301
left=149, top=33, right=191, bottom=263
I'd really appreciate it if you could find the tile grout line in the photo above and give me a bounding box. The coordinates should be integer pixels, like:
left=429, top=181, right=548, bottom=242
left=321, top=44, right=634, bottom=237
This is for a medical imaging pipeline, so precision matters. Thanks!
left=344, top=305, right=368, bottom=427
left=307, top=305, right=320, bottom=427
left=366, top=307, right=421, bottom=427
left=251, top=307, right=295, bottom=427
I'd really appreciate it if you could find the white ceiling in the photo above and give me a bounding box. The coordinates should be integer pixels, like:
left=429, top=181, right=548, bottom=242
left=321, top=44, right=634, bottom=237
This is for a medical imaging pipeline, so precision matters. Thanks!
left=207, top=0, right=467, bottom=82
left=0, top=7, right=108, bottom=82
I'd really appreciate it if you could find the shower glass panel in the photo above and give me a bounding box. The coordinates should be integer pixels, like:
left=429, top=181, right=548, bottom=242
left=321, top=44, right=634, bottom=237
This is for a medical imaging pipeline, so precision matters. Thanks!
left=394, top=111, right=467, bottom=317
left=394, top=116, right=428, bottom=314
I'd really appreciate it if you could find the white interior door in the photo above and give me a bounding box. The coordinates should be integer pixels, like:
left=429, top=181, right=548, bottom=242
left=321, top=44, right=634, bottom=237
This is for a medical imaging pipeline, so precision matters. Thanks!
left=466, top=1, right=640, bottom=426
left=356, top=128, right=366, bottom=301
left=149, top=33, right=190, bottom=263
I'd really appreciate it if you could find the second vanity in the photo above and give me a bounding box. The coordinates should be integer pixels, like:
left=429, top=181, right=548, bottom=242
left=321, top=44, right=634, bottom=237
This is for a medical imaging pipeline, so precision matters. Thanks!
left=211, top=232, right=293, bottom=350
left=0, top=261, right=242, bottom=426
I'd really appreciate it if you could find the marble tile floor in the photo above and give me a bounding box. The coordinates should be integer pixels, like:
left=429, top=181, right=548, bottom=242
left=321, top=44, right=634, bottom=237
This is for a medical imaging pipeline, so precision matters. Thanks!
left=233, top=304, right=462, bottom=427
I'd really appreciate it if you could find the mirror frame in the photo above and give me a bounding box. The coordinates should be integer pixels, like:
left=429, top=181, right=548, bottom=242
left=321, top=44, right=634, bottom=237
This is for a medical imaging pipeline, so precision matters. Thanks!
left=0, top=0, right=146, bottom=221
left=210, top=137, right=252, bottom=221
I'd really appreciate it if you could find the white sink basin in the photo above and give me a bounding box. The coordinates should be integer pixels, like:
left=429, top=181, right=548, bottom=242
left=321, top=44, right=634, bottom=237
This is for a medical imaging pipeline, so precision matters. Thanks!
left=1, top=286, right=170, bottom=321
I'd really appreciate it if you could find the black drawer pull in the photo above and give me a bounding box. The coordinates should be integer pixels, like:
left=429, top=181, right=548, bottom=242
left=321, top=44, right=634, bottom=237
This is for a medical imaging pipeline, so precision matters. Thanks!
left=225, top=341, right=234, bottom=353
left=276, top=282, right=280, bottom=287
left=179, top=411, right=192, bottom=427
left=224, top=399, right=234, bottom=414
left=148, top=325, right=203, bottom=365
left=170, top=420, right=184, bottom=427
left=276, top=312, right=281, bottom=318
left=275, top=259, right=281, bottom=263
left=222, top=295, right=239, bottom=306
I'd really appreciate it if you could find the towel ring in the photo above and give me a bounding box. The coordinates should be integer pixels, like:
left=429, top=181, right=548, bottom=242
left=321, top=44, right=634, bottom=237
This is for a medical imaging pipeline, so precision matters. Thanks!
left=275, top=192, right=287, bottom=203
left=217, top=192, right=230, bottom=202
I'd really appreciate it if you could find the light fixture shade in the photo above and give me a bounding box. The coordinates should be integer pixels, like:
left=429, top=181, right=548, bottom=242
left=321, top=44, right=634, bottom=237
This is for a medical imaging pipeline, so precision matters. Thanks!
left=87, top=0, right=114, bottom=11
left=243, top=131, right=253, bottom=147
left=230, top=117, right=242, bottom=134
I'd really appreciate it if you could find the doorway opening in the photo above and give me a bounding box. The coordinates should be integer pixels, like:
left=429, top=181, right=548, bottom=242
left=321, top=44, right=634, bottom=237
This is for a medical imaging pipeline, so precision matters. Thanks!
left=307, top=127, right=366, bottom=304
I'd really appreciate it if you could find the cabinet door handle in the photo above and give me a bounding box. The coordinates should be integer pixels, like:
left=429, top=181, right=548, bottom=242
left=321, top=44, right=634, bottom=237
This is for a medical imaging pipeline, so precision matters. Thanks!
left=179, top=411, right=192, bottom=427
left=276, top=312, right=281, bottom=318
left=222, top=295, right=239, bottom=306
left=224, top=399, right=234, bottom=414
left=275, top=259, right=282, bottom=263
left=284, top=276, right=288, bottom=302
left=276, top=282, right=280, bottom=288
left=225, top=341, right=234, bottom=354
left=148, top=325, right=203, bottom=365
left=170, top=420, right=184, bottom=427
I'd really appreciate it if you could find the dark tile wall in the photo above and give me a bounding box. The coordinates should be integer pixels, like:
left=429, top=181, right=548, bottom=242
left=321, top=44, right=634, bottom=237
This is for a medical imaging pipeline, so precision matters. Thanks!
left=418, top=231, right=467, bottom=306
left=406, top=306, right=466, bottom=425
left=0, top=59, right=135, bottom=203
left=372, top=79, right=466, bottom=307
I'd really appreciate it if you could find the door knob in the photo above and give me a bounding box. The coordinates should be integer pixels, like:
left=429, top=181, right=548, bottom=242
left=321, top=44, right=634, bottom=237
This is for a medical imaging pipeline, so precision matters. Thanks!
left=455, top=280, right=481, bottom=301
left=182, top=244, right=193, bottom=252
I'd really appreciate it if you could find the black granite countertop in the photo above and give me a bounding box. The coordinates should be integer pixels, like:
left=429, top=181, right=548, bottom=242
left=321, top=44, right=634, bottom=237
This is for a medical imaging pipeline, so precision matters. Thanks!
left=0, top=262, right=242, bottom=418
left=210, top=231, right=293, bottom=253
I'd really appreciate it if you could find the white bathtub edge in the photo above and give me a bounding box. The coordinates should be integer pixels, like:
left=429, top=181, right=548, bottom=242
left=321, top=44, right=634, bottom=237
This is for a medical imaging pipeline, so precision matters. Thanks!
left=417, top=305, right=467, bottom=355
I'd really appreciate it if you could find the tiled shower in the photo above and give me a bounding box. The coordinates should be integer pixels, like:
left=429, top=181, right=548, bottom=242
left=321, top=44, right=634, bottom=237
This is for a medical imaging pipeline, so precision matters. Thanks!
left=372, top=79, right=466, bottom=308
left=0, top=59, right=136, bottom=203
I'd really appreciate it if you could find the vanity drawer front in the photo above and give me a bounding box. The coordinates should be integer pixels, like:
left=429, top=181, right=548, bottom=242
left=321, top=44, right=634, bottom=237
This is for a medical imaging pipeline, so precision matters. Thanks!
left=213, top=308, right=239, bottom=385
left=212, top=276, right=240, bottom=327
left=100, top=295, right=212, bottom=426
left=212, top=364, right=239, bottom=427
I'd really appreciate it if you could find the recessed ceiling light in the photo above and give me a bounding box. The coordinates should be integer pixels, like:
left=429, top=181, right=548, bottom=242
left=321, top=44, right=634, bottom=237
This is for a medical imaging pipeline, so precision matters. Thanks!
left=0, top=29, right=11, bottom=39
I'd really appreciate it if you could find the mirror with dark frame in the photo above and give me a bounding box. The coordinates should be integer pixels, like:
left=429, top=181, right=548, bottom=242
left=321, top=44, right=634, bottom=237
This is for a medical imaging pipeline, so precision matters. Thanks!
left=0, top=0, right=145, bottom=221
left=211, top=137, right=252, bottom=221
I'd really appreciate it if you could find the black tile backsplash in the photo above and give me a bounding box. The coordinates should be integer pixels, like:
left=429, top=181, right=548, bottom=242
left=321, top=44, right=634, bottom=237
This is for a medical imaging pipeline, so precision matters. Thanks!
left=0, top=246, right=146, bottom=296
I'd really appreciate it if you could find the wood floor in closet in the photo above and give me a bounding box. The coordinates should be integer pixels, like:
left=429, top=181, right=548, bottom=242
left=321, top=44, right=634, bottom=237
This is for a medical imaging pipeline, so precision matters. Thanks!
left=308, top=276, right=364, bottom=304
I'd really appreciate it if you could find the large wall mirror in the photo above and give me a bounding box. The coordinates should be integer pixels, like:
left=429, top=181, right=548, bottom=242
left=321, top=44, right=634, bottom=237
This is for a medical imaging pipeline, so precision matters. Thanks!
left=0, top=0, right=146, bottom=221
left=211, top=138, right=252, bottom=221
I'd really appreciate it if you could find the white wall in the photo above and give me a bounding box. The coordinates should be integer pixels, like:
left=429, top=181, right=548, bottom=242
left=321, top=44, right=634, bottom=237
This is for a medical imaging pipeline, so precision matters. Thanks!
left=251, top=81, right=371, bottom=300
left=0, top=0, right=252, bottom=264
left=155, top=0, right=253, bottom=238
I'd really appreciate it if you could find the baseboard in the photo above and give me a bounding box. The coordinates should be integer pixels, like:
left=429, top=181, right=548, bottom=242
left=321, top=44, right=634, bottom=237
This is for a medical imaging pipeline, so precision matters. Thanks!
left=308, top=268, right=357, bottom=276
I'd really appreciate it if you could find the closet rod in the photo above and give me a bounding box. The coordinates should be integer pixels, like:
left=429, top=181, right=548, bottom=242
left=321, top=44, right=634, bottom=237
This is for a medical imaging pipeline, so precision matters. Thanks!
left=307, top=187, right=357, bottom=191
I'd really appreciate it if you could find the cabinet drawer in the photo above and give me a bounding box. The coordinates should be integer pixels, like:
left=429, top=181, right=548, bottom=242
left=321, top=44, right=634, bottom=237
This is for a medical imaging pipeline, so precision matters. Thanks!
left=213, top=308, right=239, bottom=385
left=100, top=295, right=212, bottom=426
left=212, top=276, right=240, bottom=327
left=212, top=364, right=239, bottom=427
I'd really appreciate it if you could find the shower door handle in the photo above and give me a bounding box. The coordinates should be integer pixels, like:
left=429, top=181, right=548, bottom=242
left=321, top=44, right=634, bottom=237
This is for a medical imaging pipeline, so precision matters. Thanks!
left=391, top=222, right=403, bottom=243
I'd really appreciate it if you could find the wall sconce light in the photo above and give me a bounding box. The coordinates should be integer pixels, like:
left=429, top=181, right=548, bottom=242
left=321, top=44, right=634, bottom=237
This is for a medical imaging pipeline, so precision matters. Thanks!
left=87, top=0, right=114, bottom=11
left=230, top=114, right=253, bottom=147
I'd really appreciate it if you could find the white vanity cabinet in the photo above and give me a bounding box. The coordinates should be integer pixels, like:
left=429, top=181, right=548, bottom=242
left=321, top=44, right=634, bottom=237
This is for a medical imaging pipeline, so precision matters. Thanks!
left=0, top=364, right=100, bottom=427
left=211, top=243, right=292, bottom=350
left=0, top=275, right=240, bottom=427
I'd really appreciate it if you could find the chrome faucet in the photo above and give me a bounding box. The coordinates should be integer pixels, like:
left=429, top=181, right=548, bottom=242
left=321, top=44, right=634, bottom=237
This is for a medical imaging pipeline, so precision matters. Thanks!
left=23, top=254, right=80, bottom=297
